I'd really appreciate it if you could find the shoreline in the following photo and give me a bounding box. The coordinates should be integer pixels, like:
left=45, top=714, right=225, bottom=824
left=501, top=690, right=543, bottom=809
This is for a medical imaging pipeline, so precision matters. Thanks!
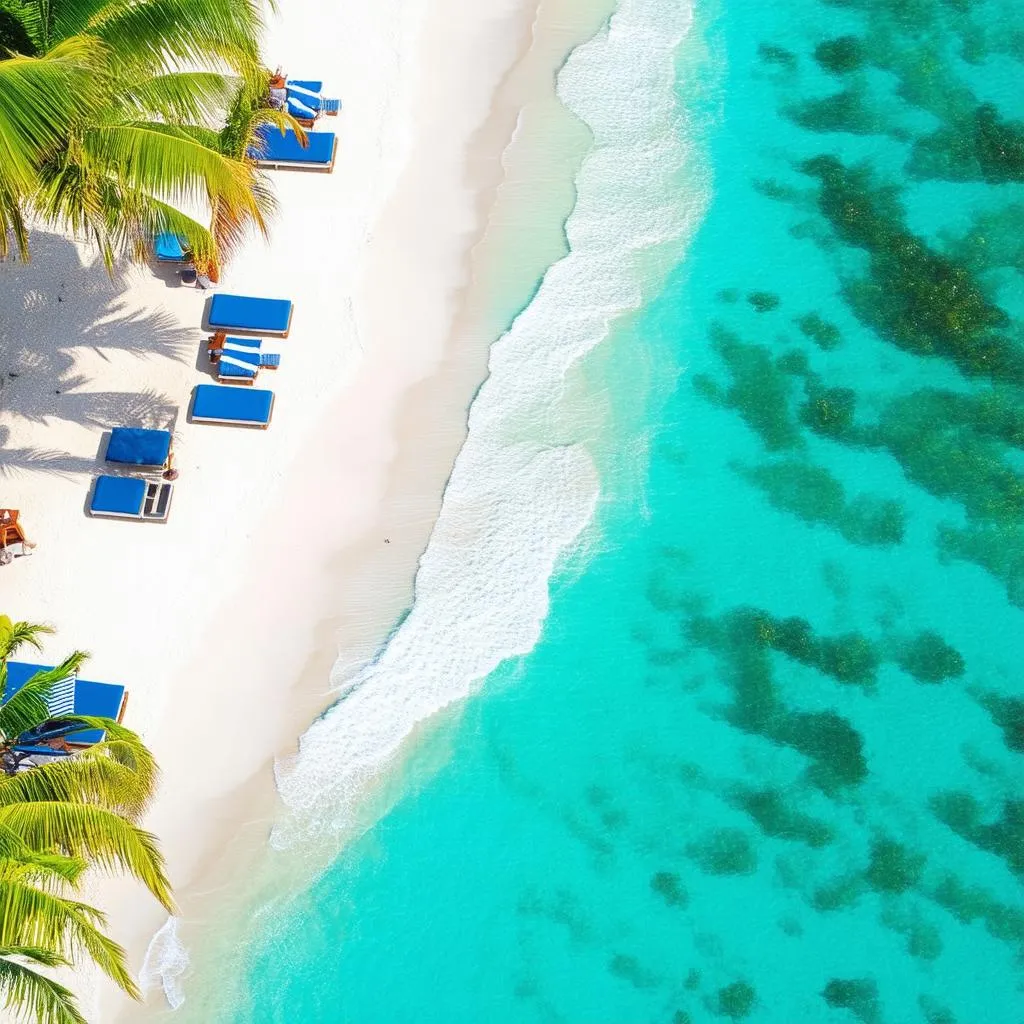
left=0, top=0, right=623, bottom=1018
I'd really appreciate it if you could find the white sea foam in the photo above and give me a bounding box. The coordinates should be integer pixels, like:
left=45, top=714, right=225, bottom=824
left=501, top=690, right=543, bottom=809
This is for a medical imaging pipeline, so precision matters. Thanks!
left=274, top=0, right=706, bottom=842
left=139, top=916, right=190, bottom=1010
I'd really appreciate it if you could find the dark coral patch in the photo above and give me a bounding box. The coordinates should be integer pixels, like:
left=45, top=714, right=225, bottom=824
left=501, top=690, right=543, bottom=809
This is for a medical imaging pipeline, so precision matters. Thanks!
left=747, top=291, right=780, bottom=312
left=894, top=631, right=965, bottom=683
left=650, top=871, right=689, bottom=907
left=800, top=156, right=1021, bottom=384
left=687, top=828, right=758, bottom=876
left=814, top=36, right=865, bottom=75
left=714, top=981, right=756, bottom=1019
left=978, top=694, right=1024, bottom=753
left=732, top=787, right=834, bottom=848
left=796, top=312, right=843, bottom=349
left=931, top=793, right=1024, bottom=877
left=822, top=977, right=880, bottom=1024
left=865, top=838, right=926, bottom=893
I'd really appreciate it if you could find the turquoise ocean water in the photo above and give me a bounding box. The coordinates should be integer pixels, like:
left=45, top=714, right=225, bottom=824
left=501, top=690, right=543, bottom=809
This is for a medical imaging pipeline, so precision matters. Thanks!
left=190, top=0, right=1024, bottom=1019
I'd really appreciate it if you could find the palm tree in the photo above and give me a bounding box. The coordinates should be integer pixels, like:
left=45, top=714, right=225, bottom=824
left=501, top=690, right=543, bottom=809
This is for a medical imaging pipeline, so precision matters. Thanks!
left=0, top=616, right=173, bottom=1022
left=0, top=0, right=280, bottom=273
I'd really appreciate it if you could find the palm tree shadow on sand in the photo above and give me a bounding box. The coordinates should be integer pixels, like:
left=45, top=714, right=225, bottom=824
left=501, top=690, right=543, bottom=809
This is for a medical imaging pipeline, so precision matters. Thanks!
left=0, top=232, right=194, bottom=478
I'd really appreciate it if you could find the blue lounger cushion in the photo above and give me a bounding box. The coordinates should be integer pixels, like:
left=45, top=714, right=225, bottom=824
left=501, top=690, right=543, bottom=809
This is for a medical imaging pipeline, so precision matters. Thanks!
left=217, top=351, right=259, bottom=379
left=287, top=96, right=317, bottom=119
left=288, top=79, right=322, bottom=93
left=154, top=233, right=188, bottom=261
left=249, top=127, right=337, bottom=169
left=192, top=384, right=274, bottom=426
left=106, top=427, right=171, bottom=467
left=90, top=476, right=173, bottom=520
left=91, top=476, right=147, bottom=516
left=208, top=336, right=261, bottom=357
left=207, top=294, right=293, bottom=335
left=287, top=83, right=321, bottom=104
left=260, top=353, right=281, bottom=368
left=322, top=97, right=341, bottom=114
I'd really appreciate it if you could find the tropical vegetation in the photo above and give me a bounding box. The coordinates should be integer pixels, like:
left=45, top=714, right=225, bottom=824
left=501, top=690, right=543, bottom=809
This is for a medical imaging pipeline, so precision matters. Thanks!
left=0, top=615, right=172, bottom=1024
left=0, top=0, right=298, bottom=277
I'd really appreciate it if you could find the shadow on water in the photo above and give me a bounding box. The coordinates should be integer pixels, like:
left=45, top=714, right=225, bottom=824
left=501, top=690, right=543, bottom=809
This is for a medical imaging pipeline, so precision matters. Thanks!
left=0, top=232, right=192, bottom=478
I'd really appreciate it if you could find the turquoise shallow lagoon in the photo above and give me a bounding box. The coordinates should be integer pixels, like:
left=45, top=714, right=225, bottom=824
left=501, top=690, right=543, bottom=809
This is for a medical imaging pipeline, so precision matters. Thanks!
left=202, top=0, right=1023, bottom=1019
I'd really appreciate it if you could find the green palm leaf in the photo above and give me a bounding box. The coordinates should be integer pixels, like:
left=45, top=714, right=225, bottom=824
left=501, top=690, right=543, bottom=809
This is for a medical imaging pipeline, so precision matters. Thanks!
left=0, top=946, right=84, bottom=1024
left=0, top=873, right=137, bottom=996
left=85, top=121, right=261, bottom=210
left=0, top=38, right=104, bottom=179
left=0, top=724, right=159, bottom=821
left=85, top=0, right=264, bottom=74
left=118, top=70, right=240, bottom=124
left=0, top=803, right=173, bottom=911
left=0, top=620, right=53, bottom=663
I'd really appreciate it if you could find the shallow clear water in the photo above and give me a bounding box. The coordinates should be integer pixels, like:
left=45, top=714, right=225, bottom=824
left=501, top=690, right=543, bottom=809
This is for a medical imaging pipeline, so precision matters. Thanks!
left=203, top=0, right=1024, bottom=1020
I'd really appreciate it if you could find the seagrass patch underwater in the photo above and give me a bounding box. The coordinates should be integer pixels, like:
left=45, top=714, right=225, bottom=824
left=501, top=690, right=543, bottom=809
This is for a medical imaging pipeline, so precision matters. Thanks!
left=188, top=0, right=1023, bottom=1020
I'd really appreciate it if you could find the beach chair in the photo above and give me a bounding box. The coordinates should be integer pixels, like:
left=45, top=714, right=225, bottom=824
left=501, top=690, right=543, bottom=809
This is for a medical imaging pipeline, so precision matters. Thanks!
left=285, top=82, right=341, bottom=126
left=0, top=509, right=32, bottom=564
left=105, top=427, right=172, bottom=471
left=206, top=294, right=294, bottom=337
left=249, top=127, right=338, bottom=173
left=190, top=384, right=275, bottom=428
left=215, top=349, right=282, bottom=384
left=5, top=661, right=127, bottom=750
left=288, top=81, right=340, bottom=115
left=207, top=333, right=263, bottom=359
left=89, top=476, right=173, bottom=521
left=153, top=233, right=191, bottom=262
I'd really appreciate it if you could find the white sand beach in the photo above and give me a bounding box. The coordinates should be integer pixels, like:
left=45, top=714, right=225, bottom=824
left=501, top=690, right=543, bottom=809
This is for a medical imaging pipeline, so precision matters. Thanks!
left=0, top=0, right=610, bottom=1017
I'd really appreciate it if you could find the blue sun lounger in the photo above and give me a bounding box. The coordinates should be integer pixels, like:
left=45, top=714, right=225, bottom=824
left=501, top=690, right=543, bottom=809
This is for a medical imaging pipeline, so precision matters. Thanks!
left=105, top=426, right=172, bottom=470
left=207, top=294, right=294, bottom=336
left=216, top=348, right=281, bottom=383
left=5, top=661, right=127, bottom=748
left=190, top=384, right=275, bottom=428
left=89, top=475, right=174, bottom=521
left=154, top=233, right=190, bottom=262
left=249, top=127, right=338, bottom=173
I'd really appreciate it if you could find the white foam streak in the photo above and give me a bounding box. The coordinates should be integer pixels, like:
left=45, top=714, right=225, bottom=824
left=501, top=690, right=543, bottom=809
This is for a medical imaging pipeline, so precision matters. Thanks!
left=139, top=916, right=190, bottom=1010
left=274, top=0, right=702, bottom=842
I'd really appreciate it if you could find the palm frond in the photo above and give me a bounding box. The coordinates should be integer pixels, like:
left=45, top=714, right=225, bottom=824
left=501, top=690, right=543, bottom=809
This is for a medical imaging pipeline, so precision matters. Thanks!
left=118, top=71, right=240, bottom=125
left=85, top=120, right=260, bottom=209
left=0, top=725, right=158, bottom=821
left=0, top=828, right=88, bottom=889
left=0, top=39, right=105, bottom=185
left=0, top=946, right=85, bottom=1024
left=0, top=878, right=137, bottom=997
left=86, top=0, right=264, bottom=75
left=0, top=803, right=173, bottom=911
left=0, top=619, right=54, bottom=663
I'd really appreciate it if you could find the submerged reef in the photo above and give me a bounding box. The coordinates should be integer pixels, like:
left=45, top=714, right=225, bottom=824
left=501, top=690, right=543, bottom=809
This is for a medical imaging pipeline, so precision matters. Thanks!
left=822, top=977, right=880, bottom=1024
left=693, top=325, right=802, bottom=450
left=800, top=156, right=1021, bottom=384
left=739, top=460, right=906, bottom=547
left=714, top=981, right=757, bottom=1019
